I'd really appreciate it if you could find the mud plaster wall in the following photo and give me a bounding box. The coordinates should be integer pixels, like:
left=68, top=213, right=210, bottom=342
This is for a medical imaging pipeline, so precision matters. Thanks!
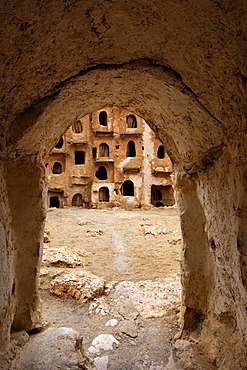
left=0, top=0, right=246, bottom=368
left=47, top=106, right=173, bottom=208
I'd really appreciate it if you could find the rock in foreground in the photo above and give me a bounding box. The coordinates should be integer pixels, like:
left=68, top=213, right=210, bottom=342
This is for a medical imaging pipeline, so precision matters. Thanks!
left=14, top=327, right=87, bottom=370
left=49, top=271, right=105, bottom=302
left=42, top=245, right=92, bottom=267
left=115, top=273, right=181, bottom=318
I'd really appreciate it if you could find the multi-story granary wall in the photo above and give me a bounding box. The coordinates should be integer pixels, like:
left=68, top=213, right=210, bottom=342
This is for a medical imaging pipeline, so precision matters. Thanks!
left=47, top=106, right=174, bottom=208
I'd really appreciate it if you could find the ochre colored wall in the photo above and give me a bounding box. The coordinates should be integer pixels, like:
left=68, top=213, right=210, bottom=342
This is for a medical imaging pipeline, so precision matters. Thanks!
left=47, top=106, right=174, bottom=209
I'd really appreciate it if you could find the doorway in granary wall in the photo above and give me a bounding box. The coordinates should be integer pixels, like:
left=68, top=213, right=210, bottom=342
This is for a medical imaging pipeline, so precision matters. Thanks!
left=151, top=185, right=175, bottom=208
left=41, top=106, right=181, bottom=369
left=49, top=196, right=60, bottom=208
left=72, top=193, right=84, bottom=207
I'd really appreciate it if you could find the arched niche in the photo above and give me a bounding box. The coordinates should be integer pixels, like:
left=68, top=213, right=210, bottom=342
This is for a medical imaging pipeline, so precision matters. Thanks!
left=126, top=140, right=136, bottom=157
left=121, top=180, right=134, bottom=196
left=72, top=194, right=83, bottom=207
left=52, top=162, right=63, bottom=174
left=99, top=143, right=110, bottom=157
left=99, top=187, right=109, bottom=202
left=157, top=145, right=165, bottom=159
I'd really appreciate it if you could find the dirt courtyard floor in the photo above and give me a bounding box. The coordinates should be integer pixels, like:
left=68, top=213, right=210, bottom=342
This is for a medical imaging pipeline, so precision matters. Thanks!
left=40, top=207, right=182, bottom=369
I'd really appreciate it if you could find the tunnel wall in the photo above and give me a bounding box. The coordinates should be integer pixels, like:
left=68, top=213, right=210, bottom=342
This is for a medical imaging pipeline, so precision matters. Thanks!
left=176, top=138, right=247, bottom=367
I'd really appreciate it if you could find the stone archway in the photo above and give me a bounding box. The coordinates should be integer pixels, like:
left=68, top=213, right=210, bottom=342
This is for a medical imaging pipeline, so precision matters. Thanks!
left=0, top=1, right=246, bottom=368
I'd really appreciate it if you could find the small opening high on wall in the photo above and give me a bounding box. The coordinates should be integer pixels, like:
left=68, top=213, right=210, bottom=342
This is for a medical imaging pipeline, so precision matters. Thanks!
left=157, top=145, right=165, bottom=159
left=99, top=111, right=108, bottom=126
left=126, top=140, right=136, bottom=157
left=126, top=114, right=137, bottom=128
left=75, top=151, right=85, bottom=165
left=72, top=120, right=83, bottom=133
left=55, top=137, right=64, bottom=149
left=96, top=165, right=107, bottom=180
left=92, top=148, right=97, bottom=159
left=52, top=162, right=63, bottom=174
left=99, top=143, right=110, bottom=157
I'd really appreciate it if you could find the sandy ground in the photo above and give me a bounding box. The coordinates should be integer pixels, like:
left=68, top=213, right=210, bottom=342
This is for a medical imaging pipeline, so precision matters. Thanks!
left=40, top=207, right=182, bottom=369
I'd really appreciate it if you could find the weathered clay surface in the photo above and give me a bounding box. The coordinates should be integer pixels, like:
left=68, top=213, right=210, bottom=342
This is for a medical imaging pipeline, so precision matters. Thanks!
left=0, top=0, right=246, bottom=368
left=49, top=271, right=105, bottom=302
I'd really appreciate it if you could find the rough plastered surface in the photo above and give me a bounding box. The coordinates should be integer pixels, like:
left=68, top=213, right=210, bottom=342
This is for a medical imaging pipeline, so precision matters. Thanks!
left=0, top=0, right=246, bottom=368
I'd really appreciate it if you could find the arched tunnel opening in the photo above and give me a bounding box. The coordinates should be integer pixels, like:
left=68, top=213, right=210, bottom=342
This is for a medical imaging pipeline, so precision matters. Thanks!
left=41, top=106, right=182, bottom=368
left=0, top=3, right=246, bottom=365
left=4, top=62, right=245, bottom=369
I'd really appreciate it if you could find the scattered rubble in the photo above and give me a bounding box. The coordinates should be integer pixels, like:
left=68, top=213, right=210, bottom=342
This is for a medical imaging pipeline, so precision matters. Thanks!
left=85, top=229, right=104, bottom=237
left=39, top=268, right=65, bottom=289
left=143, top=227, right=168, bottom=236
left=49, top=271, right=105, bottom=302
left=40, top=209, right=181, bottom=369
left=116, top=297, right=139, bottom=320
left=89, top=297, right=111, bottom=316
left=88, top=334, right=119, bottom=355
left=42, top=245, right=92, bottom=267
left=77, top=220, right=94, bottom=226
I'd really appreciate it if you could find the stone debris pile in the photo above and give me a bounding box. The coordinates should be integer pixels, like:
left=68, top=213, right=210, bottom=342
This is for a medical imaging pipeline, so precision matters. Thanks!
left=42, top=245, right=92, bottom=267
left=85, top=229, right=104, bottom=237
left=49, top=271, right=105, bottom=302
left=77, top=220, right=94, bottom=226
left=85, top=276, right=181, bottom=368
left=143, top=227, right=168, bottom=236
left=89, top=297, right=111, bottom=316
